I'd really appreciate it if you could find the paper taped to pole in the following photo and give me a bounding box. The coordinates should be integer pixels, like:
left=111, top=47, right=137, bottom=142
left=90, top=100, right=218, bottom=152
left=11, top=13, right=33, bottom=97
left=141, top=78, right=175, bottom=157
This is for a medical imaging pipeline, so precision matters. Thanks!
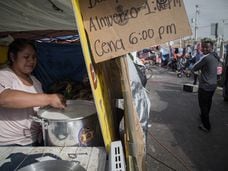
left=79, top=0, right=192, bottom=63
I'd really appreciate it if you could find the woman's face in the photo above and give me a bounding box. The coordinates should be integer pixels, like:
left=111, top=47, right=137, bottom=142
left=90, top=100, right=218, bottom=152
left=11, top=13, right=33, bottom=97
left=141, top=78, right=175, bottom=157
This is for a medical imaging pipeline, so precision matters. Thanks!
left=11, top=45, right=37, bottom=75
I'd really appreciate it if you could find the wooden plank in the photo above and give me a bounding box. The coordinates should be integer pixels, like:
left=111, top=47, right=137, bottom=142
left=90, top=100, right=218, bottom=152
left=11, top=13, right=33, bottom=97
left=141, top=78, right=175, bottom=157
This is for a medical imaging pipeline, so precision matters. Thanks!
left=87, top=147, right=106, bottom=171
left=74, top=147, right=92, bottom=169
left=11, top=147, right=35, bottom=170
left=118, top=56, right=146, bottom=171
left=59, top=147, right=78, bottom=161
left=0, top=147, right=33, bottom=170
left=0, top=147, right=105, bottom=171
left=0, top=147, right=16, bottom=168
left=0, top=147, right=15, bottom=161
left=41, top=147, right=62, bottom=159
left=16, top=147, right=63, bottom=170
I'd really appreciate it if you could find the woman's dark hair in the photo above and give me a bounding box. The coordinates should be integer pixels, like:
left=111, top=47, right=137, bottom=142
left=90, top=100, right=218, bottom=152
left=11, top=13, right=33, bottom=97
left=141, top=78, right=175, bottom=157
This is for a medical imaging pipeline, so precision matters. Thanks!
left=7, top=38, right=37, bottom=66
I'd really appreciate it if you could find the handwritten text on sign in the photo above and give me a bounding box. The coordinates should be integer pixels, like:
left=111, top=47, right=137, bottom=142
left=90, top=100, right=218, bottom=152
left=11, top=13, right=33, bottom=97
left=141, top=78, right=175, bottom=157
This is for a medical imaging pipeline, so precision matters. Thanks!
left=79, top=0, right=191, bottom=63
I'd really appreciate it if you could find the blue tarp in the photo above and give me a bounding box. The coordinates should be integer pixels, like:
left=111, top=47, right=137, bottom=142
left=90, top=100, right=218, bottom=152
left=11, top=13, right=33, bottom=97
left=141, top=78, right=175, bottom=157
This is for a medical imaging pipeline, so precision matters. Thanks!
left=33, top=42, right=87, bottom=92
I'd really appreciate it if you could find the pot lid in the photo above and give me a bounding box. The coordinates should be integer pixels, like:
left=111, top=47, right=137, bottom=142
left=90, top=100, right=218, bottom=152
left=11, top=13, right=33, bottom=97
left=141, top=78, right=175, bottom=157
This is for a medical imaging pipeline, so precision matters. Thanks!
left=18, top=160, right=86, bottom=171
left=38, top=100, right=96, bottom=120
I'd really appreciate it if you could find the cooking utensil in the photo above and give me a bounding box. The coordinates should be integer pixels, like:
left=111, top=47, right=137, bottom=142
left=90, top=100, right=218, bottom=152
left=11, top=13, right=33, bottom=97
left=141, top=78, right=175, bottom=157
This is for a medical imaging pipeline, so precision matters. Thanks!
left=18, top=160, right=86, bottom=171
left=34, top=100, right=103, bottom=147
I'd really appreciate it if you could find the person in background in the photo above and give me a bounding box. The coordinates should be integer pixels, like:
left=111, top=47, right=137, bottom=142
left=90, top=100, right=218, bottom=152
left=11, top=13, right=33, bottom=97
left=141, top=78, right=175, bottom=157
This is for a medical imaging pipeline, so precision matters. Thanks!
left=173, top=48, right=181, bottom=60
left=0, top=38, right=66, bottom=146
left=186, top=44, right=193, bottom=58
left=160, top=47, right=169, bottom=67
left=191, top=43, right=203, bottom=85
left=192, top=38, right=219, bottom=132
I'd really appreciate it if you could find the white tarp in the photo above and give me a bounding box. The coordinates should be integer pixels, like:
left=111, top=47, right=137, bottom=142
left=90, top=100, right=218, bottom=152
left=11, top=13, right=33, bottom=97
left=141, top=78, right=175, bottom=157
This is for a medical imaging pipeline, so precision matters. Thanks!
left=0, top=0, right=76, bottom=32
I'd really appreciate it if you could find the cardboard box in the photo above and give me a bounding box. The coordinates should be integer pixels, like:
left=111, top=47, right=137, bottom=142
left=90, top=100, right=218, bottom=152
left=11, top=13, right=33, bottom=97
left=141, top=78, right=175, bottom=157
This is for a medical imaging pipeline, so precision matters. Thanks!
left=183, top=83, right=198, bottom=92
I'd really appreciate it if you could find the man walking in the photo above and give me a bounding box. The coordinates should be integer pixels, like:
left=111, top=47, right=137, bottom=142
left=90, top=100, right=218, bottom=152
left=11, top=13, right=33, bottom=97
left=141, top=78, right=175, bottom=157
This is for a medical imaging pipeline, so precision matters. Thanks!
left=192, top=38, right=219, bottom=132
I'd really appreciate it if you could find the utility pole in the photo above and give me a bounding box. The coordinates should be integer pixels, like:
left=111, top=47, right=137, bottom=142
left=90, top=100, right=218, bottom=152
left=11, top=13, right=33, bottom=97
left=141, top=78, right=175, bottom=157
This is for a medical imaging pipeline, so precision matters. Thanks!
left=194, top=5, right=200, bottom=41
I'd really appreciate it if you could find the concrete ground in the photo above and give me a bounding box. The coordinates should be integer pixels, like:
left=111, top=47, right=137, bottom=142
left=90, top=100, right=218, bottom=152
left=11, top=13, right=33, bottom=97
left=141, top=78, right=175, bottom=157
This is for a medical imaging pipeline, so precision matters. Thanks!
left=145, top=66, right=228, bottom=171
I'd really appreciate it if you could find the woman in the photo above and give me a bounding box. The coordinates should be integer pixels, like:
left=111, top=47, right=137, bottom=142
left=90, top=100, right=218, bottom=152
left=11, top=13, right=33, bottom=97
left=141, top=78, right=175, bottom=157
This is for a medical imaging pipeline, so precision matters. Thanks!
left=0, top=38, right=66, bottom=146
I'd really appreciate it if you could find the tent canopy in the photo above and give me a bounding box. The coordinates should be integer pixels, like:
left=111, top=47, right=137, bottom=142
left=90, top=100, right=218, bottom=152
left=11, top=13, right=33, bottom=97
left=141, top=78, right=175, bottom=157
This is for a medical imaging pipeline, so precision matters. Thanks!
left=0, top=0, right=76, bottom=39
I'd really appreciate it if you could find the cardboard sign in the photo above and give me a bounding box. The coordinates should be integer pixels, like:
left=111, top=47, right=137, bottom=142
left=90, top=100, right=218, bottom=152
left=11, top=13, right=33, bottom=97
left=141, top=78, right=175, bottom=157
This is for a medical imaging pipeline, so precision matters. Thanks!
left=79, top=0, right=191, bottom=63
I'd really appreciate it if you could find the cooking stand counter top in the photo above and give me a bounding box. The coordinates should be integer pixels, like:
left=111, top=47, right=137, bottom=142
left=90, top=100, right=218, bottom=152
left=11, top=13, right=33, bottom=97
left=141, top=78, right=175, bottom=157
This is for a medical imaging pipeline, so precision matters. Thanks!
left=0, top=146, right=106, bottom=171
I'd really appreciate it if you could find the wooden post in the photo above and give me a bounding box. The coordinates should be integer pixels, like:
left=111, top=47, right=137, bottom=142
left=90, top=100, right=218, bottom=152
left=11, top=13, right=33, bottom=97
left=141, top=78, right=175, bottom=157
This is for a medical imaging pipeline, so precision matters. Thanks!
left=116, top=56, right=146, bottom=171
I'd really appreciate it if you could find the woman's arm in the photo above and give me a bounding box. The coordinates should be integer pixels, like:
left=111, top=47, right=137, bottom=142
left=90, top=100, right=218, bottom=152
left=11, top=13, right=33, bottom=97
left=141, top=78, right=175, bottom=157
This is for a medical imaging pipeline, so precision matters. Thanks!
left=0, top=89, right=66, bottom=109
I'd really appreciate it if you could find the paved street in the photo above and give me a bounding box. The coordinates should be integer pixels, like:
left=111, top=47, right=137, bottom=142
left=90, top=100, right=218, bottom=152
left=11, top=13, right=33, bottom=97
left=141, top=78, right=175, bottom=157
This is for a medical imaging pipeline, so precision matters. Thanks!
left=146, top=66, right=228, bottom=171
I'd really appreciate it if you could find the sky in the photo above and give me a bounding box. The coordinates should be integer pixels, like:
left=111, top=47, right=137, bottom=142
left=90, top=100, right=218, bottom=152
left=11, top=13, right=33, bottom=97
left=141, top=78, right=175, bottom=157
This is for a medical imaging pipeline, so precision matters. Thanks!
left=183, top=0, right=228, bottom=41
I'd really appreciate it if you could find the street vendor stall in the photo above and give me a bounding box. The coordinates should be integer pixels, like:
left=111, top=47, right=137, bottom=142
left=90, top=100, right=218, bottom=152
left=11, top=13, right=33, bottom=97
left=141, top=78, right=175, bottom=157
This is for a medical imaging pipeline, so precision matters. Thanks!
left=0, top=0, right=191, bottom=170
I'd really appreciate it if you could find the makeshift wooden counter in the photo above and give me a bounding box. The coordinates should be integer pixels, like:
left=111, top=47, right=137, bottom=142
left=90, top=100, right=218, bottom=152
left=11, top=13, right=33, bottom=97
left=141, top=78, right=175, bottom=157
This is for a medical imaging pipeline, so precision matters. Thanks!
left=0, top=146, right=106, bottom=171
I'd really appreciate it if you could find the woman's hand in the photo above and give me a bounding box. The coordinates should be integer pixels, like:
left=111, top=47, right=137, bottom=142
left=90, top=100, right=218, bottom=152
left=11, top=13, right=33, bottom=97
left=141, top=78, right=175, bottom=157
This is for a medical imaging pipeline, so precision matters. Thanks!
left=48, top=94, right=66, bottom=109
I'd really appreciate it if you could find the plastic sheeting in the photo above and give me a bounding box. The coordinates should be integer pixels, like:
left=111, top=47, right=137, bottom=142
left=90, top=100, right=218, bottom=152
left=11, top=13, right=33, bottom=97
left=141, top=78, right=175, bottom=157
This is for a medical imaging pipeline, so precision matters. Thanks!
left=126, top=54, right=151, bottom=133
left=33, top=42, right=87, bottom=92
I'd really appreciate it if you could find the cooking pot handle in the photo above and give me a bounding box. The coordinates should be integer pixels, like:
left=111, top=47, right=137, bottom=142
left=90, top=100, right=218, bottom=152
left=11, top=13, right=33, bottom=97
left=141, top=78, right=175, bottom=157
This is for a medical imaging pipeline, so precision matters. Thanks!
left=30, top=116, right=49, bottom=129
left=30, top=116, right=43, bottom=123
left=30, top=116, right=49, bottom=146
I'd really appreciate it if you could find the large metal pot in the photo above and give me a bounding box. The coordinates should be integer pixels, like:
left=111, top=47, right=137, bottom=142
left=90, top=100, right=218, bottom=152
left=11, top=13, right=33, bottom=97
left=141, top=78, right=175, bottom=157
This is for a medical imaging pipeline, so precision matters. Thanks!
left=36, top=100, right=103, bottom=147
left=18, top=160, right=86, bottom=171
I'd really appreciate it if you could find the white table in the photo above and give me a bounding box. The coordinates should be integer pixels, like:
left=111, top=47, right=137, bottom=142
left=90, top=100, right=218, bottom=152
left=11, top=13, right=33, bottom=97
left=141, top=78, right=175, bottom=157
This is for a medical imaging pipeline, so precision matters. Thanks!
left=0, top=146, right=106, bottom=171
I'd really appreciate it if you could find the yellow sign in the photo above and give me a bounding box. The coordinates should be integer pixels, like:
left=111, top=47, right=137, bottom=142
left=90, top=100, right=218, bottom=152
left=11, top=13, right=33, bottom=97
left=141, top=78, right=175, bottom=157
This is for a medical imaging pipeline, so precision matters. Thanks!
left=71, top=0, right=115, bottom=151
left=79, top=0, right=192, bottom=63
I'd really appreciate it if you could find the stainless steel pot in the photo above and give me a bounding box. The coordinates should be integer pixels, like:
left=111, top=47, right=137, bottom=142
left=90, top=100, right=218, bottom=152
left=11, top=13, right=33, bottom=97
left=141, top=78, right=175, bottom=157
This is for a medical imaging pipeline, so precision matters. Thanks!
left=18, top=160, right=86, bottom=171
left=35, top=100, right=103, bottom=147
